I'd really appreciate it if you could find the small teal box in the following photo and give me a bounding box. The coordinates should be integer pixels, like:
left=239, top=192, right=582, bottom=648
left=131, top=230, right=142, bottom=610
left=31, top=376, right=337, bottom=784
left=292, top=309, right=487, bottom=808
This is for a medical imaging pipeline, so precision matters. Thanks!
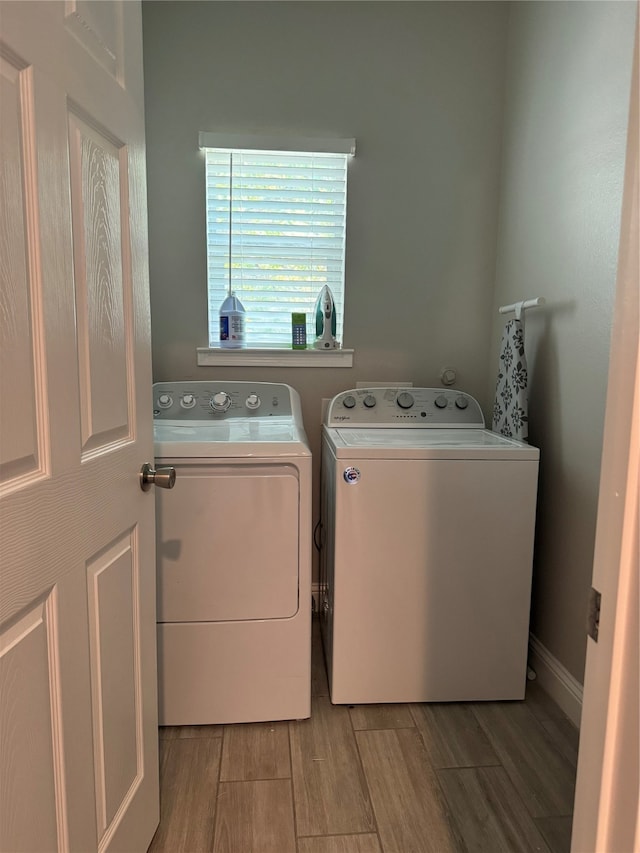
left=291, top=313, right=307, bottom=349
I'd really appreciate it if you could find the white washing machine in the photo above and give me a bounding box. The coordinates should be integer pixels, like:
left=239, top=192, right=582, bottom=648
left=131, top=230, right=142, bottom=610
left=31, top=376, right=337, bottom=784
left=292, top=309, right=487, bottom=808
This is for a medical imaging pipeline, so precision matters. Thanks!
left=320, top=387, right=540, bottom=705
left=153, top=381, right=311, bottom=725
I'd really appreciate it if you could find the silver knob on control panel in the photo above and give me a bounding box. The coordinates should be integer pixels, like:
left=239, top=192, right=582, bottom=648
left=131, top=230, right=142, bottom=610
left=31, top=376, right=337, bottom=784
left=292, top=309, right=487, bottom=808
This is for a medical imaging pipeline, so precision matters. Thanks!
left=342, top=395, right=356, bottom=409
left=363, top=394, right=377, bottom=408
left=396, top=392, right=414, bottom=410
left=157, top=394, right=172, bottom=409
left=210, top=391, right=232, bottom=412
left=434, top=395, right=448, bottom=409
left=245, top=394, right=261, bottom=410
left=455, top=395, right=469, bottom=409
left=180, top=394, right=196, bottom=408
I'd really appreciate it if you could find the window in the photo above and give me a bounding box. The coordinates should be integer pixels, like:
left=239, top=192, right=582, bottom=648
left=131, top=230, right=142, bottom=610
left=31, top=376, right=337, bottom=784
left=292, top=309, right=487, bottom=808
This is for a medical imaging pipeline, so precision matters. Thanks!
left=199, top=133, right=355, bottom=349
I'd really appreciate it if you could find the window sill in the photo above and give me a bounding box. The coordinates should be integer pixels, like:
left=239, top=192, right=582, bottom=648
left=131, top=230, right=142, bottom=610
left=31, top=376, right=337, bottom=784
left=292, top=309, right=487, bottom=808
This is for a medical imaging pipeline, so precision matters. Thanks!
left=196, top=347, right=354, bottom=368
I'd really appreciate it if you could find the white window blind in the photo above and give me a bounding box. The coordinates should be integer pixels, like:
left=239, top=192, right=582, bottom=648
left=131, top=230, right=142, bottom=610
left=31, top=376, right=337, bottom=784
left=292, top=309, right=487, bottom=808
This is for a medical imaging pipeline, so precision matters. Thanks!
left=202, top=140, right=353, bottom=348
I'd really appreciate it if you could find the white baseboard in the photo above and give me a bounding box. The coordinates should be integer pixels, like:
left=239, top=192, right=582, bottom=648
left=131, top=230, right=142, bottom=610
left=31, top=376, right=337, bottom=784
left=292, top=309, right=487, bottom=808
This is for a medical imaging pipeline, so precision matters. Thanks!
left=528, top=633, right=583, bottom=728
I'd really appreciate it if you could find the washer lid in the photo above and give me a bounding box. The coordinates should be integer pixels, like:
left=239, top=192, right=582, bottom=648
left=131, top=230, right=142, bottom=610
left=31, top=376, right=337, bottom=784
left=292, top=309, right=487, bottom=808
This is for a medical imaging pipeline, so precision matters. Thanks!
left=325, top=427, right=539, bottom=460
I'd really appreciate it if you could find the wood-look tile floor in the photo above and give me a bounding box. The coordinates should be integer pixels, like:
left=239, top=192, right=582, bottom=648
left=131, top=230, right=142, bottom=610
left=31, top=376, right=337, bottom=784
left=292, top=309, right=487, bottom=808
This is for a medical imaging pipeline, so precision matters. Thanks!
left=149, top=620, right=578, bottom=853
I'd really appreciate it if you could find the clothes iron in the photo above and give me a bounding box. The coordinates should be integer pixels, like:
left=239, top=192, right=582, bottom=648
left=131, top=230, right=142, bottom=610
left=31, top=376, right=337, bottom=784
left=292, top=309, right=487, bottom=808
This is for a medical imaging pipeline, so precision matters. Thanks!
left=313, top=285, right=338, bottom=349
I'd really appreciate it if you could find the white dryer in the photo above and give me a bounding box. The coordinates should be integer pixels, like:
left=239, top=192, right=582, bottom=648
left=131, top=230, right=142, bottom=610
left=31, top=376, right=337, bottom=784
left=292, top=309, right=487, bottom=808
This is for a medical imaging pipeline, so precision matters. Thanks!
left=153, top=381, right=311, bottom=725
left=320, top=387, right=539, bottom=705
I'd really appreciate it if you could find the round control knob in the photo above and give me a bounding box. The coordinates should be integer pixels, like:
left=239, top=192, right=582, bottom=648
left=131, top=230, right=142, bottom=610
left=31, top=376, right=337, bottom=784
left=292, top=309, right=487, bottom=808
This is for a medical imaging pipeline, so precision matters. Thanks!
left=210, top=391, right=231, bottom=412
left=180, top=394, right=196, bottom=408
left=455, top=395, right=469, bottom=409
left=245, top=393, right=261, bottom=411
left=396, top=392, right=414, bottom=410
left=157, top=394, right=172, bottom=409
left=363, top=394, right=377, bottom=409
left=342, top=395, right=356, bottom=409
left=434, top=395, right=448, bottom=409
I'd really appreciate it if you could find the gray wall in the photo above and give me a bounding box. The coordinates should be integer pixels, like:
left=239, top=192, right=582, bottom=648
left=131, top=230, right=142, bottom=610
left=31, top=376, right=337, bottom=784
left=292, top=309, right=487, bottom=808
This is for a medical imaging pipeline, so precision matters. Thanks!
left=488, top=1, right=636, bottom=683
left=142, top=1, right=635, bottom=688
left=141, top=0, right=509, bottom=461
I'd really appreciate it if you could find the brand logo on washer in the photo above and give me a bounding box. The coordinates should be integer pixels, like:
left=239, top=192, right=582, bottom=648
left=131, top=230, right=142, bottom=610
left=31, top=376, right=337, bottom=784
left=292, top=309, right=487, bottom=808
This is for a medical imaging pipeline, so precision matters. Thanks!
left=343, top=466, right=361, bottom=484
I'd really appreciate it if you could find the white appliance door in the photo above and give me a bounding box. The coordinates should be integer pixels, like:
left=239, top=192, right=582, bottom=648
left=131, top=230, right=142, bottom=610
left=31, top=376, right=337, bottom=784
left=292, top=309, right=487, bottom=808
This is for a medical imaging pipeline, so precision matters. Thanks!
left=330, top=456, right=539, bottom=703
left=157, top=462, right=300, bottom=622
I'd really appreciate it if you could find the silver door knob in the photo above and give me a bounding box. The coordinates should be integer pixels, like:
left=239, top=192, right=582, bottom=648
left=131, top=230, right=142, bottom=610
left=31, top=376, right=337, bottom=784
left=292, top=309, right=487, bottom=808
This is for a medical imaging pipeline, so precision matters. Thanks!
left=140, top=463, right=176, bottom=491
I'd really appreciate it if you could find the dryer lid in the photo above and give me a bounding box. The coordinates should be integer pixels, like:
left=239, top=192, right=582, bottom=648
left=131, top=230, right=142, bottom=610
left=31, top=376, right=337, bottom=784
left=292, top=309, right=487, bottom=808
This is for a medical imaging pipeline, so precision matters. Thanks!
left=155, top=417, right=298, bottom=443
left=154, top=418, right=311, bottom=458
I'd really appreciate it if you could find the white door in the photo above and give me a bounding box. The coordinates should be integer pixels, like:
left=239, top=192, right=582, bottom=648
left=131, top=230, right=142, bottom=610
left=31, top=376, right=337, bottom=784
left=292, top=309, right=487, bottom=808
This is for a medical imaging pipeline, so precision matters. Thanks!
left=571, top=14, right=639, bottom=853
left=0, top=3, right=158, bottom=851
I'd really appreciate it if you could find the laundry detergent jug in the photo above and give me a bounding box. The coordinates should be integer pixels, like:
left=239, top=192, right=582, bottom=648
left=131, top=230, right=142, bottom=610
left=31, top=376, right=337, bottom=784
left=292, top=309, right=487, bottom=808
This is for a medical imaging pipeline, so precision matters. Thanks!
left=219, top=292, right=246, bottom=348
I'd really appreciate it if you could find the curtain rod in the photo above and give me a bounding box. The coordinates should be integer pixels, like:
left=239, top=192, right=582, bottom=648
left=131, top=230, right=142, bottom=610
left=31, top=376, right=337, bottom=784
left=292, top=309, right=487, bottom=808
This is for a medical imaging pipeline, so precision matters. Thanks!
left=499, top=297, right=546, bottom=320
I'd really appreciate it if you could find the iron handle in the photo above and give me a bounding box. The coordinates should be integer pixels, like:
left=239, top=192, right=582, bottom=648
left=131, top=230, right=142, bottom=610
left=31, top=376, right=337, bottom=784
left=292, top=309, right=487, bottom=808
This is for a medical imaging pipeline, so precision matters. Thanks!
left=140, top=463, right=176, bottom=491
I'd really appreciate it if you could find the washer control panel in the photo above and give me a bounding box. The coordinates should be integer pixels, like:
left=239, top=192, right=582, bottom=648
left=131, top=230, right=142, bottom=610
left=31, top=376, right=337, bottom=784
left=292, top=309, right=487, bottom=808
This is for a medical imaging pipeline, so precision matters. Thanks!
left=326, top=388, right=485, bottom=428
left=153, top=381, right=293, bottom=419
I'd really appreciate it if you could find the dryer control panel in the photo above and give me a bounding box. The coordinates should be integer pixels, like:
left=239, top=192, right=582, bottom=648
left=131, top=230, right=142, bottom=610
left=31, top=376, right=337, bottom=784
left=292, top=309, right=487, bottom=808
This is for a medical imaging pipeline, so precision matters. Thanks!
left=153, top=381, right=294, bottom=419
left=326, top=388, right=485, bottom=428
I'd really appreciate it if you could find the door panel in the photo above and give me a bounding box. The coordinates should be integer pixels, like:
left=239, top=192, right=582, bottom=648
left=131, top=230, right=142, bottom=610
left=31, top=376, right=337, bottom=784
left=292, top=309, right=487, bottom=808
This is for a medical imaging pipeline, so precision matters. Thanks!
left=68, top=110, right=132, bottom=455
left=87, top=532, right=141, bottom=839
left=64, top=1, right=124, bottom=81
left=0, top=597, right=63, bottom=852
left=0, top=54, right=47, bottom=488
